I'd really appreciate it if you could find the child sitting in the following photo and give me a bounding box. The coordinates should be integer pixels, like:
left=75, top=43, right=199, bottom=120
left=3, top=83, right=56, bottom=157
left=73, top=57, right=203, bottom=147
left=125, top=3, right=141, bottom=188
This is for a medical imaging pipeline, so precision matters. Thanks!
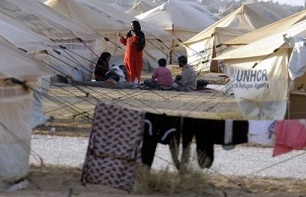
left=105, top=64, right=127, bottom=83
left=143, top=58, right=172, bottom=90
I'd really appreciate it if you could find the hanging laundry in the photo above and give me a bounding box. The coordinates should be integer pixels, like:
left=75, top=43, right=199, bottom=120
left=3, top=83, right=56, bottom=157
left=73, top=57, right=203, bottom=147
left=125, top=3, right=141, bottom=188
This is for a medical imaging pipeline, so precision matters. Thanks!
left=181, top=117, right=214, bottom=170
left=248, top=120, right=275, bottom=146
left=81, top=102, right=145, bottom=191
left=212, top=120, right=249, bottom=150
left=180, top=118, right=248, bottom=171
left=273, top=119, right=306, bottom=157
left=141, top=112, right=181, bottom=169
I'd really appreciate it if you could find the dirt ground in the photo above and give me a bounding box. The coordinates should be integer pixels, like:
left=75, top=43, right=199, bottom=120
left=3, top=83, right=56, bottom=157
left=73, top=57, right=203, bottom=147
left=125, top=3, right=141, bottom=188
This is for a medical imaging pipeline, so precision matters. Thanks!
left=1, top=165, right=306, bottom=197
left=5, top=72, right=306, bottom=197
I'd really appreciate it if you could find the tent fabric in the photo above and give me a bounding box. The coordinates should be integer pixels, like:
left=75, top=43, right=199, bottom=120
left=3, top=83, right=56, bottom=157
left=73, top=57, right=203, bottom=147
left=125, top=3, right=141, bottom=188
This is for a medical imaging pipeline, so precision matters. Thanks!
left=136, top=0, right=217, bottom=32
left=185, top=2, right=291, bottom=45
left=108, top=3, right=127, bottom=13
left=217, top=4, right=240, bottom=18
left=0, top=0, right=98, bottom=40
left=223, top=49, right=289, bottom=120
left=125, top=0, right=154, bottom=17
left=45, top=0, right=174, bottom=69
left=136, top=0, right=217, bottom=63
left=0, top=11, right=56, bottom=129
left=0, top=33, right=53, bottom=188
left=0, top=25, right=53, bottom=128
left=0, top=37, right=54, bottom=128
left=0, top=12, right=53, bottom=52
left=0, top=0, right=99, bottom=81
left=183, top=2, right=292, bottom=72
left=288, top=36, right=306, bottom=80
left=31, top=80, right=51, bottom=128
left=224, top=10, right=306, bottom=46
left=48, top=39, right=95, bottom=81
left=0, top=85, right=32, bottom=186
left=214, top=20, right=306, bottom=120
left=45, top=0, right=171, bottom=40
left=214, top=20, right=306, bottom=60
left=0, top=37, right=54, bottom=81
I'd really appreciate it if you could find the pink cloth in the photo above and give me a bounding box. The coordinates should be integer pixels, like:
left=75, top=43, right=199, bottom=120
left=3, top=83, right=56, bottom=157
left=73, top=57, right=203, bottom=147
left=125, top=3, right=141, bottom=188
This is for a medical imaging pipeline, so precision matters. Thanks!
left=152, top=67, right=173, bottom=87
left=273, top=120, right=306, bottom=157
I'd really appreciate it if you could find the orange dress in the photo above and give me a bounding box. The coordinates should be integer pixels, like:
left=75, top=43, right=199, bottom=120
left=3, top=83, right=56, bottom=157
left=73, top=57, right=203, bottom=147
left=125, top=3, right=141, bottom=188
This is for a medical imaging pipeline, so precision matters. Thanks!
left=120, top=35, right=143, bottom=82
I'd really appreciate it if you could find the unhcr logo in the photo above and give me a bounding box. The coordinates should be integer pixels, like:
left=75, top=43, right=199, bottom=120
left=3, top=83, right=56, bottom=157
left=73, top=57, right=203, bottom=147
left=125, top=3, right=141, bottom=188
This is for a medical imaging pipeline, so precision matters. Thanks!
left=228, top=67, right=269, bottom=90
left=229, top=67, right=268, bottom=82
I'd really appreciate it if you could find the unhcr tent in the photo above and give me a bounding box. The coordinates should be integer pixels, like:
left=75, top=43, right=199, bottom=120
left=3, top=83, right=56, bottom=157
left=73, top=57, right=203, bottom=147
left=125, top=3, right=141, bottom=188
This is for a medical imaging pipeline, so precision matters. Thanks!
left=0, top=12, right=54, bottom=52
left=0, top=12, right=56, bottom=128
left=214, top=20, right=306, bottom=120
left=125, top=0, right=154, bottom=17
left=217, top=4, right=240, bottom=18
left=184, top=2, right=292, bottom=72
left=0, top=37, right=54, bottom=191
left=223, top=10, right=306, bottom=46
left=0, top=0, right=98, bottom=81
left=108, top=3, right=127, bottom=13
left=136, top=0, right=217, bottom=63
left=45, top=0, right=173, bottom=70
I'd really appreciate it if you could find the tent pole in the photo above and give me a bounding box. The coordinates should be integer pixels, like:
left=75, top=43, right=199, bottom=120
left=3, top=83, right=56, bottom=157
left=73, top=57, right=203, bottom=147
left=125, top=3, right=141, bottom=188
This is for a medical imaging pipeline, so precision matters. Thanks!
left=287, top=80, right=292, bottom=119
left=170, top=24, right=175, bottom=64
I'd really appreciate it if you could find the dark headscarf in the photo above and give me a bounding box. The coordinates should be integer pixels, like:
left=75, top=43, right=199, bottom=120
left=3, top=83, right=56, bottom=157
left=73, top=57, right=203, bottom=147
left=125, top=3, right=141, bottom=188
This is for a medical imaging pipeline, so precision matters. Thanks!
left=96, top=52, right=111, bottom=66
left=126, top=20, right=146, bottom=51
left=95, top=52, right=111, bottom=81
left=132, top=20, right=141, bottom=32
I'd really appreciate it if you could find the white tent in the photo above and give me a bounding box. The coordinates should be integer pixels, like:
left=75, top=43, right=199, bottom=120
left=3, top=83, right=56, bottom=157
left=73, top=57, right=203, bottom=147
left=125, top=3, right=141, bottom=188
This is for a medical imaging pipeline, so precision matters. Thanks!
left=217, top=4, right=239, bottom=18
left=0, top=13, right=54, bottom=52
left=125, top=0, right=155, bottom=17
left=214, top=20, right=306, bottom=120
left=223, top=10, right=306, bottom=46
left=108, top=3, right=127, bottom=13
left=0, top=37, right=54, bottom=80
left=136, top=0, right=217, bottom=63
left=0, top=12, right=57, bottom=128
left=45, top=0, right=173, bottom=69
left=0, top=0, right=99, bottom=81
left=184, top=2, right=292, bottom=72
left=0, top=37, right=54, bottom=191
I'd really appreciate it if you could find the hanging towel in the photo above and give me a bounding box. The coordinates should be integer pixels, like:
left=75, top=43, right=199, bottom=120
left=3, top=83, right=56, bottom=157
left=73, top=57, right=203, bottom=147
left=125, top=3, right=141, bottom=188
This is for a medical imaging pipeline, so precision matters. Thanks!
left=273, top=119, right=306, bottom=157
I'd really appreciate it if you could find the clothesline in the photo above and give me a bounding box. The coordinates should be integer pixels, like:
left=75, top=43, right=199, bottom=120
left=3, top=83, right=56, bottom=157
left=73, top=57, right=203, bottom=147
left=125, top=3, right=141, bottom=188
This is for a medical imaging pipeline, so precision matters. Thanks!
left=81, top=101, right=306, bottom=191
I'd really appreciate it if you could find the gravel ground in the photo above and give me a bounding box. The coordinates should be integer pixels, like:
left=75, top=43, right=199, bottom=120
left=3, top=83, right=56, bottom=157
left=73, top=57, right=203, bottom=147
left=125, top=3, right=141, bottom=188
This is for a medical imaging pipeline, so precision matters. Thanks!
left=30, top=135, right=306, bottom=179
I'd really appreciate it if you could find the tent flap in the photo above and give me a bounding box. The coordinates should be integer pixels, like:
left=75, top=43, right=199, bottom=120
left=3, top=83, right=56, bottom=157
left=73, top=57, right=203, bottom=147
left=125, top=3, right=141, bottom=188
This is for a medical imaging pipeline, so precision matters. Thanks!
left=225, top=49, right=289, bottom=119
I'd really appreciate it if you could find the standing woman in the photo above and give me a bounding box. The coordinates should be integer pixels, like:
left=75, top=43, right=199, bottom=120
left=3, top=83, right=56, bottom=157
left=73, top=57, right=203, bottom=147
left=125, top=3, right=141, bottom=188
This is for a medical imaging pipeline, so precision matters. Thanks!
left=119, top=20, right=146, bottom=83
left=94, top=52, right=111, bottom=81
